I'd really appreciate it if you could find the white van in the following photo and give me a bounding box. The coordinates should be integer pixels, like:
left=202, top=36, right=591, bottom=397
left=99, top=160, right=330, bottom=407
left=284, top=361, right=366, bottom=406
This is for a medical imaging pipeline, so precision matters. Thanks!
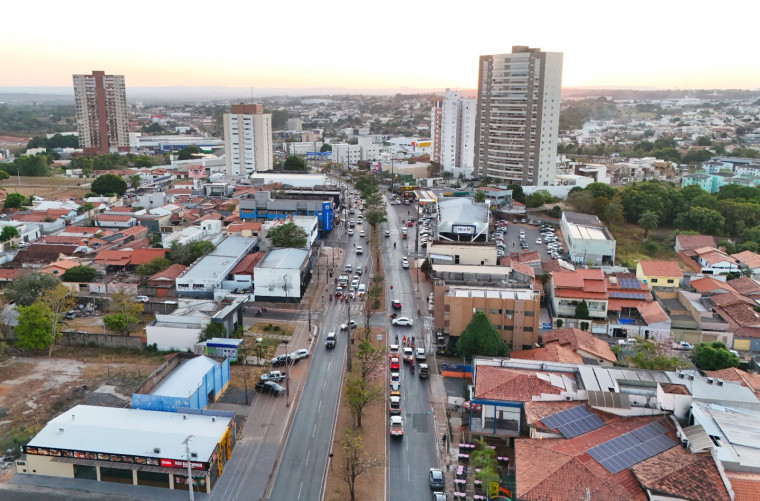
left=357, top=284, right=366, bottom=296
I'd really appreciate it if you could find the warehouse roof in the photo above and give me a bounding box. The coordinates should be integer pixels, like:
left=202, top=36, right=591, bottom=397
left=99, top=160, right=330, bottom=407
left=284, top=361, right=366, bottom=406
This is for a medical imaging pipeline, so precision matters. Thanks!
left=149, top=356, right=219, bottom=398
left=258, top=248, right=309, bottom=269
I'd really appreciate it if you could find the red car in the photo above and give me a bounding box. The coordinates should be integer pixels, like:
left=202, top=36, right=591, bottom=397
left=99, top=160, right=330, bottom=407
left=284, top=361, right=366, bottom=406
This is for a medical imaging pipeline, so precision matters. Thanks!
left=390, top=357, right=400, bottom=370
left=407, top=221, right=414, bottom=227
left=392, top=300, right=402, bottom=310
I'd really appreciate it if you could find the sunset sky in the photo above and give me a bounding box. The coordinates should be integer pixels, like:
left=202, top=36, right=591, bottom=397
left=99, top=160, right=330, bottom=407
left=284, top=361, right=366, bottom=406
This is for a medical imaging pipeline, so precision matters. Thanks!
left=2, top=0, right=759, bottom=91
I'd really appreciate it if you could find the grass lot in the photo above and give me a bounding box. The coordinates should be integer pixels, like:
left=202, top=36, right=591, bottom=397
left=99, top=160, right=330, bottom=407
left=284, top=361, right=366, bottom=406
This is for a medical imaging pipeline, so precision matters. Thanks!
left=0, top=175, right=90, bottom=199
left=609, top=222, right=677, bottom=267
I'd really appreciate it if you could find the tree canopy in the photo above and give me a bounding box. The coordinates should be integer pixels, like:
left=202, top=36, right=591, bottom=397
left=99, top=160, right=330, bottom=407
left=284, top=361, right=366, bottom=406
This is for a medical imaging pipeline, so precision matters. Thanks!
left=3, top=271, right=60, bottom=306
left=61, top=265, right=98, bottom=283
left=691, top=341, right=739, bottom=371
left=282, top=155, right=307, bottom=171
left=456, top=312, right=509, bottom=360
left=166, top=240, right=215, bottom=266
left=268, top=222, right=307, bottom=248
left=362, top=191, right=387, bottom=229
left=14, top=302, right=52, bottom=350
left=625, top=337, right=686, bottom=371
left=177, top=145, right=202, bottom=160
left=135, top=257, right=172, bottom=276
left=4, top=192, right=29, bottom=209
left=91, top=173, right=128, bottom=196
left=0, top=226, right=19, bottom=242
left=103, top=291, right=143, bottom=336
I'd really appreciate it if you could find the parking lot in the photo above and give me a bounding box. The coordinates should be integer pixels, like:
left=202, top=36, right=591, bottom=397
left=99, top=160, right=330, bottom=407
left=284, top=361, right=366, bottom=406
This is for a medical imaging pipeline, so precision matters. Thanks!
left=492, top=220, right=566, bottom=262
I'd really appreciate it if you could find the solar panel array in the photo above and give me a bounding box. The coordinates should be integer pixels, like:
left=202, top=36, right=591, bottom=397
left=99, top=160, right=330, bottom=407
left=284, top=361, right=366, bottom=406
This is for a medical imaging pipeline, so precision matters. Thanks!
left=618, top=278, right=642, bottom=290
left=587, top=422, right=676, bottom=474
left=609, top=292, right=648, bottom=300
left=541, top=405, right=604, bottom=438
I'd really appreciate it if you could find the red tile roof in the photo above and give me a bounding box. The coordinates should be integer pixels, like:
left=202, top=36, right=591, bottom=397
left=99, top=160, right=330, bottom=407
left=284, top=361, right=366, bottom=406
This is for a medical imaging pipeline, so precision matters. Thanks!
left=511, top=260, right=535, bottom=278
left=541, top=328, right=617, bottom=363
left=511, top=344, right=583, bottom=364
left=230, top=252, right=265, bottom=276
left=631, top=445, right=730, bottom=501
left=727, top=277, right=760, bottom=296
left=725, top=471, right=760, bottom=501
left=637, top=260, right=683, bottom=278
left=0, top=268, right=20, bottom=281
left=474, top=366, right=567, bottom=403
left=732, top=250, right=760, bottom=269
left=128, top=248, right=168, bottom=265
left=93, top=248, right=167, bottom=266
left=148, top=264, right=187, bottom=283
left=636, top=301, right=669, bottom=325
left=691, top=276, right=736, bottom=294
left=676, top=234, right=716, bottom=251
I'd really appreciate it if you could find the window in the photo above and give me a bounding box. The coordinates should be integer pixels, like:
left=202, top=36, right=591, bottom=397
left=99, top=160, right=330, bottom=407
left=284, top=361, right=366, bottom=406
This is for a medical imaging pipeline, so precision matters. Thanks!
left=503, top=325, right=514, bottom=331
left=523, top=326, right=533, bottom=332
left=667, top=279, right=674, bottom=284
left=524, top=311, right=534, bottom=317
left=488, top=309, right=502, bottom=315
left=651, top=278, right=658, bottom=283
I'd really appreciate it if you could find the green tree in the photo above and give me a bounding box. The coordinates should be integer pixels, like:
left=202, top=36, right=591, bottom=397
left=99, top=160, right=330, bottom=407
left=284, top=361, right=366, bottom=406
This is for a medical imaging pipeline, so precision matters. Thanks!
left=626, top=337, right=686, bottom=371
left=548, top=205, right=562, bottom=218
left=585, top=182, right=617, bottom=199
left=4, top=192, right=28, bottom=209
left=282, top=155, right=307, bottom=171
left=200, top=322, right=226, bottom=340
left=675, top=207, right=725, bottom=235
left=420, top=257, right=432, bottom=279
left=103, top=291, right=143, bottom=336
left=575, top=300, right=590, bottom=320
left=0, top=226, right=19, bottom=242
left=602, top=202, right=623, bottom=225
left=525, top=190, right=553, bottom=208
left=344, top=373, right=382, bottom=428
left=40, top=285, right=75, bottom=356
left=0, top=170, right=9, bottom=180
left=135, top=257, right=172, bottom=276
left=363, top=191, right=387, bottom=229
left=696, top=136, right=712, bottom=146
left=566, top=190, right=593, bottom=213
left=456, top=312, right=509, bottom=360
left=268, top=222, right=307, bottom=248
left=470, top=439, right=500, bottom=493
left=177, top=145, right=202, bottom=160
left=473, top=191, right=487, bottom=203
left=91, top=173, right=128, bottom=196
left=691, top=341, right=739, bottom=371
left=3, top=271, right=60, bottom=306
left=61, top=265, right=98, bottom=282
left=129, top=174, right=141, bottom=190
left=71, top=156, right=94, bottom=176
left=320, top=143, right=332, bottom=153
left=638, top=211, right=659, bottom=239
left=14, top=302, right=52, bottom=350
left=167, top=241, right=214, bottom=266
left=507, top=184, right=526, bottom=204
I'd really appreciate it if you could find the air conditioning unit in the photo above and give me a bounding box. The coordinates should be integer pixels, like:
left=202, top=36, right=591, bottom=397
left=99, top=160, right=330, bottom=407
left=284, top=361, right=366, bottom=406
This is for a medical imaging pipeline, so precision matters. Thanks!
left=154, top=448, right=161, bottom=454
left=190, top=452, right=198, bottom=458
left=717, top=380, right=724, bottom=386
left=707, top=378, right=714, bottom=385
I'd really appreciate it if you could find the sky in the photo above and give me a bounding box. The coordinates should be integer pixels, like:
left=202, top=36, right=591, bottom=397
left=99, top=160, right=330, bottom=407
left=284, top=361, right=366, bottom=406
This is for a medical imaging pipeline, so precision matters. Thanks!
left=2, top=0, right=759, bottom=92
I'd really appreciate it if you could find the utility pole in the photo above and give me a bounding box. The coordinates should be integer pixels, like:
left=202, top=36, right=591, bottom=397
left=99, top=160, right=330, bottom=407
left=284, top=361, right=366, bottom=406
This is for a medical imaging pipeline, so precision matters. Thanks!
left=346, top=298, right=352, bottom=372
left=182, top=435, right=195, bottom=501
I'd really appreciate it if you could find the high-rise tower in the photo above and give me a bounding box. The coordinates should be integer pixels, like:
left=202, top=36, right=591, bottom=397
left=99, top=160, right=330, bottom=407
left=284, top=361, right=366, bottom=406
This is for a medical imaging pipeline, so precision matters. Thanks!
left=431, top=90, right=476, bottom=177
left=73, top=71, right=129, bottom=155
left=224, top=104, right=273, bottom=176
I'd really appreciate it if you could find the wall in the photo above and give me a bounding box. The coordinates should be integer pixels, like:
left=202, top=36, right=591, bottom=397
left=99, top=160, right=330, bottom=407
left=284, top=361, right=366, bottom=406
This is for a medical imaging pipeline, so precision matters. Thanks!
left=21, top=455, right=75, bottom=477
left=146, top=324, right=204, bottom=351
left=60, top=332, right=143, bottom=349
left=427, top=242, right=497, bottom=266
left=254, top=267, right=302, bottom=300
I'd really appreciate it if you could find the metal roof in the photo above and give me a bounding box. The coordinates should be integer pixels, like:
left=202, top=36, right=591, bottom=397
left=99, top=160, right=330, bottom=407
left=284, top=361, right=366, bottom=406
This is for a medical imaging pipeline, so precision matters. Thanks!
left=149, top=356, right=219, bottom=398
left=258, top=248, right=309, bottom=269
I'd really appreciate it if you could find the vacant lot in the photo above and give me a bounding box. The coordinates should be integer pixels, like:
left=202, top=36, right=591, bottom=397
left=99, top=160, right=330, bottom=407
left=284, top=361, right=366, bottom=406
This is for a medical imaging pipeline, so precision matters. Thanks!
left=1, top=176, right=90, bottom=200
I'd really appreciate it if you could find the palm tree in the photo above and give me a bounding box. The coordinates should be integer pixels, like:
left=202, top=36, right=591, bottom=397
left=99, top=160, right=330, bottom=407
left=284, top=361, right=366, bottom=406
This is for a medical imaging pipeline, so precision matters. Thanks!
left=638, top=211, right=659, bottom=239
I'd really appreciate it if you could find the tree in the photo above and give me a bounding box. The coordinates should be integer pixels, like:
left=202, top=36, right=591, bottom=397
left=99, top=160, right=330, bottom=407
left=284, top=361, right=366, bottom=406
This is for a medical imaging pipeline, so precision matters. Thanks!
left=177, top=145, right=202, bottom=160
left=71, top=156, right=93, bottom=176
left=319, top=143, right=332, bottom=153
left=103, top=291, right=143, bottom=336
left=473, top=191, right=487, bottom=203
left=585, top=182, right=617, bottom=199
left=602, top=202, right=623, bottom=225
left=420, top=257, right=432, bottom=279
left=626, top=337, right=686, bottom=371
left=91, top=173, right=127, bottom=196
left=40, top=285, right=75, bottom=356
left=356, top=339, right=384, bottom=382
left=167, top=240, right=214, bottom=266
left=675, top=207, right=725, bottom=235
left=525, top=190, right=554, bottom=208
left=691, top=341, right=739, bottom=371
left=61, top=265, right=98, bottom=283
left=268, top=222, right=307, bottom=248
left=3, top=271, right=60, bottom=306
left=0, top=170, right=9, bottom=180
left=0, top=226, right=19, bottom=242
left=507, top=184, right=526, bottom=204
left=638, top=211, right=659, bottom=239
left=456, top=312, right=509, bottom=360
left=129, top=174, right=141, bottom=190
left=282, top=155, right=307, bottom=171
left=200, top=322, right=226, bottom=341
left=4, top=192, right=28, bottom=209
left=135, top=257, right=172, bottom=276
left=344, top=374, right=382, bottom=428
left=341, top=429, right=382, bottom=501
left=363, top=191, right=387, bottom=229
left=14, top=302, right=52, bottom=351
left=566, top=190, right=593, bottom=213
left=575, top=300, right=590, bottom=320
left=471, top=438, right=500, bottom=493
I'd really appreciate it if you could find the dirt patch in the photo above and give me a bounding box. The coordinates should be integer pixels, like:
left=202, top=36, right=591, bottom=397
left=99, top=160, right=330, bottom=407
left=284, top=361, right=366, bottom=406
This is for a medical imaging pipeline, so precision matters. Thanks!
left=0, top=176, right=89, bottom=200
left=324, top=328, right=386, bottom=501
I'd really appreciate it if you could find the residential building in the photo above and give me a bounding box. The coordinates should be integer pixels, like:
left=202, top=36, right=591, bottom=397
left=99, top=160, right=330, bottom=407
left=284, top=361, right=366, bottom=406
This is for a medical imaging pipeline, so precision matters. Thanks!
left=548, top=268, right=608, bottom=320
left=541, top=328, right=616, bottom=366
left=435, top=285, right=540, bottom=350
left=560, top=211, right=616, bottom=266
left=693, top=246, right=739, bottom=274
left=732, top=250, right=760, bottom=276
left=674, top=234, right=717, bottom=254
left=286, top=117, right=302, bottom=131
left=426, top=241, right=497, bottom=266
left=73, top=71, right=129, bottom=155
left=223, top=103, right=273, bottom=176
left=430, top=90, right=476, bottom=176
left=635, top=260, right=683, bottom=289
left=474, top=46, right=563, bottom=186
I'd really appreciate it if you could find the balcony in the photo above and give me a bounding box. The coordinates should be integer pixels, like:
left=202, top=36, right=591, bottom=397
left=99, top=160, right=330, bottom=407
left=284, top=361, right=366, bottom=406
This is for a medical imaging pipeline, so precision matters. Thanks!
left=470, top=416, right=520, bottom=437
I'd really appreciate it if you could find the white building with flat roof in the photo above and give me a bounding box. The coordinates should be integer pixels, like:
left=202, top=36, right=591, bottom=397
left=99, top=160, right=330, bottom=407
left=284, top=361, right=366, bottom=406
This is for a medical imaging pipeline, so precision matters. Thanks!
left=254, top=248, right=310, bottom=302
left=561, top=211, right=616, bottom=266
left=175, top=236, right=258, bottom=298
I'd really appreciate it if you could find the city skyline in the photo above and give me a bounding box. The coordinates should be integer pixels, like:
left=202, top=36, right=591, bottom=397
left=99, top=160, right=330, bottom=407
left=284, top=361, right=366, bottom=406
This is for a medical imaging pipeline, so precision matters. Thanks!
left=2, top=0, right=759, bottom=91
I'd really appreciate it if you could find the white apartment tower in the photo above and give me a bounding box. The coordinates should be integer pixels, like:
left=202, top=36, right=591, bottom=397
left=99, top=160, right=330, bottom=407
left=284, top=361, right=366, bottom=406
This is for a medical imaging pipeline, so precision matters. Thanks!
left=431, top=90, right=476, bottom=176
left=73, top=71, right=129, bottom=155
left=474, top=46, right=563, bottom=186
left=224, top=104, right=273, bottom=176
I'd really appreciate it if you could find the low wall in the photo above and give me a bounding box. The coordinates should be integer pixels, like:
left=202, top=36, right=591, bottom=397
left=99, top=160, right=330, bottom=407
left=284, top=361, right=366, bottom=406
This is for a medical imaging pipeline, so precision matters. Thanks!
left=59, top=331, right=143, bottom=349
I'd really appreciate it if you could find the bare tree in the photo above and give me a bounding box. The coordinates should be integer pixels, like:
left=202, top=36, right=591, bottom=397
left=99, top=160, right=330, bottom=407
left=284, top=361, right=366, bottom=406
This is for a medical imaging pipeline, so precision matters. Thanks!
left=342, top=429, right=382, bottom=501
left=344, top=374, right=382, bottom=428
left=356, top=339, right=385, bottom=383
left=41, top=285, right=75, bottom=357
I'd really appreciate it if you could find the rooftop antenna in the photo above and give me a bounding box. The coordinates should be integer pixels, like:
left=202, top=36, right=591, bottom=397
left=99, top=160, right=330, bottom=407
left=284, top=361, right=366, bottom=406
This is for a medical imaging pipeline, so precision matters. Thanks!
left=251, top=87, right=254, bottom=104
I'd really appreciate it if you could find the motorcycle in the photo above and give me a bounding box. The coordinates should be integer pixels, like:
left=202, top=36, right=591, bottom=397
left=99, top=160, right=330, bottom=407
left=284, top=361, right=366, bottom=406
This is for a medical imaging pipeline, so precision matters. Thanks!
left=254, top=310, right=262, bottom=318
left=329, top=294, right=333, bottom=302
left=390, top=313, right=398, bottom=319
left=260, top=307, right=268, bottom=313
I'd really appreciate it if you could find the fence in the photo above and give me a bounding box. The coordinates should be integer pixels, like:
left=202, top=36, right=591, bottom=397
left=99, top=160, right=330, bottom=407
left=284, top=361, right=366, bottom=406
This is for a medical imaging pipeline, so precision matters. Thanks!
left=59, top=331, right=143, bottom=349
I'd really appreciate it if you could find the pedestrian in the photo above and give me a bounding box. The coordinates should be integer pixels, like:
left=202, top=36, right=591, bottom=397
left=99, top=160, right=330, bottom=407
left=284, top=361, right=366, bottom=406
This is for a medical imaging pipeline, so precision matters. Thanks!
left=403, top=336, right=406, bottom=345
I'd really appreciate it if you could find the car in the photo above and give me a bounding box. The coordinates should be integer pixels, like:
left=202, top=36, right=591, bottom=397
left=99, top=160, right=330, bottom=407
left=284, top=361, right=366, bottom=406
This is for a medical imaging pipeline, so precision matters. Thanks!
left=389, top=395, right=402, bottom=415
left=390, top=357, right=400, bottom=370
left=536, top=239, right=542, bottom=244
left=260, top=370, right=287, bottom=382
left=348, top=220, right=355, bottom=228
left=255, top=381, right=286, bottom=395
left=432, top=492, right=446, bottom=501
left=389, top=416, right=404, bottom=437
left=270, top=354, right=296, bottom=367
left=389, top=344, right=400, bottom=357
left=133, top=295, right=149, bottom=303
left=350, top=279, right=359, bottom=290
left=403, top=347, right=414, bottom=362
left=356, top=246, right=363, bottom=255
left=390, top=372, right=400, bottom=384
left=385, top=230, right=391, bottom=237
left=17, top=241, right=30, bottom=248
left=357, top=284, right=366, bottom=296
left=359, top=230, right=365, bottom=238
left=392, top=317, right=414, bottom=326
left=290, top=349, right=310, bottom=360
left=401, top=258, right=409, bottom=269
left=340, top=320, right=357, bottom=330
left=429, top=468, right=445, bottom=490
left=392, top=299, right=402, bottom=310
left=415, top=347, right=426, bottom=360
left=407, top=221, right=414, bottom=227
left=63, top=310, right=76, bottom=320
left=325, top=331, right=337, bottom=348
left=512, top=218, right=518, bottom=223
left=347, top=229, right=354, bottom=236
left=345, top=264, right=353, bottom=273
left=355, top=268, right=363, bottom=277
left=521, top=218, right=526, bottom=223
left=673, top=341, right=694, bottom=351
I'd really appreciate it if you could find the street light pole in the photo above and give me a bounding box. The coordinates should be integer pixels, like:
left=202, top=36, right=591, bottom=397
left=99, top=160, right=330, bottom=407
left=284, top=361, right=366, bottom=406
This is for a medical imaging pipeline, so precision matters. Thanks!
left=182, top=435, right=195, bottom=501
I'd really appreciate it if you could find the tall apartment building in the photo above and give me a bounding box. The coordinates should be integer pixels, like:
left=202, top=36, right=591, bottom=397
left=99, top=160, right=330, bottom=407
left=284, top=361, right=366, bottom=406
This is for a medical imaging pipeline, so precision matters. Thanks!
left=430, top=90, right=476, bottom=176
left=224, top=104, right=273, bottom=176
left=474, top=46, right=563, bottom=186
left=73, top=71, right=129, bottom=155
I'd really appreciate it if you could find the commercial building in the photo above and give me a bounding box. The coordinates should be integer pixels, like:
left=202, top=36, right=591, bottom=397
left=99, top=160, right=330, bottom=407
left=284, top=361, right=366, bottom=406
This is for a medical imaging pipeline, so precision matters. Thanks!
left=474, top=46, right=563, bottom=186
left=175, top=237, right=258, bottom=298
left=254, top=248, right=311, bottom=302
left=17, top=405, right=235, bottom=494
left=431, top=90, right=476, bottom=177
left=223, top=104, right=273, bottom=176
left=331, top=143, right=361, bottom=167
left=435, top=198, right=490, bottom=242
left=560, top=211, right=616, bottom=266
left=73, top=71, right=129, bottom=155
left=239, top=192, right=333, bottom=234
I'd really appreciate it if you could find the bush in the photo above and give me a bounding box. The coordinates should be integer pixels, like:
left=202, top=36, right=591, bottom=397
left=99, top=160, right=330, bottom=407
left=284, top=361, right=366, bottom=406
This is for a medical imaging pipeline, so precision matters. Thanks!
left=644, top=240, right=660, bottom=254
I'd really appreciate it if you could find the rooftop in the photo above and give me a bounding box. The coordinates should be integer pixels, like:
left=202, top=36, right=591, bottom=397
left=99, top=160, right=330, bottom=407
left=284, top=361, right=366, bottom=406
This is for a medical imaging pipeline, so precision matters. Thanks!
left=675, top=234, right=717, bottom=251
left=149, top=356, right=219, bottom=398
left=542, top=328, right=617, bottom=364
left=26, top=404, right=231, bottom=462
left=258, top=248, right=309, bottom=269
left=637, top=260, right=683, bottom=278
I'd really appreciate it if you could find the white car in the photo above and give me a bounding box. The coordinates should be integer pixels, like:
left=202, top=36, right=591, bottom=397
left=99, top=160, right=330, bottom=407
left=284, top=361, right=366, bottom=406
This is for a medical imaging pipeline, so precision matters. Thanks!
left=356, top=246, right=363, bottom=255
left=401, top=258, right=409, bottom=269
left=359, top=230, right=365, bottom=237
left=340, top=320, right=357, bottom=330
left=392, top=317, right=413, bottom=326
left=290, top=349, right=310, bottom=360
left=133, top=295, right=149, bottom=303
left=385, top=230, right=391, bottom=237
left=347, top=229, right=354, bottom=236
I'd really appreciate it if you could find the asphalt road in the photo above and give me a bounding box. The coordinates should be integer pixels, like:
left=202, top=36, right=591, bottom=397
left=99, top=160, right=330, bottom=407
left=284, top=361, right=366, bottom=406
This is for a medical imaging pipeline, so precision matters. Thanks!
left=267, top=215, right=372, bottom=501
left=385, top=199, right=439, bottom=501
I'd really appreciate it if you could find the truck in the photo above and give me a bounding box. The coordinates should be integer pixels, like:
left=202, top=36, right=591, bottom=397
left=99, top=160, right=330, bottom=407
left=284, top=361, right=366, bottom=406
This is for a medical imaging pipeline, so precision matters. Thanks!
left=337, top=275, right=349, bottom=287
left=260, top=370, right=287, bottom=382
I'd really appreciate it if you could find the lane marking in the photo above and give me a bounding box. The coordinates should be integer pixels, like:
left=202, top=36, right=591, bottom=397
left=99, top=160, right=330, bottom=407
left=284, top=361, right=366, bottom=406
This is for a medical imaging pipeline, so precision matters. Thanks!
left=312, top=423, right=317, bottom=438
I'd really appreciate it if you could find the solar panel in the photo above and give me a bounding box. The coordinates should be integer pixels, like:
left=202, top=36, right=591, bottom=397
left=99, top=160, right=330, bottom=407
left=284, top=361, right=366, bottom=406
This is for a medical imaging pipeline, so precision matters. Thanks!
left=541, top=405, right=605, bottom=438
left=618, top=278, right=642, bottom=290
left=588, top=422, right=677, bottom=474
left=609, top=292, right=649, bottom=300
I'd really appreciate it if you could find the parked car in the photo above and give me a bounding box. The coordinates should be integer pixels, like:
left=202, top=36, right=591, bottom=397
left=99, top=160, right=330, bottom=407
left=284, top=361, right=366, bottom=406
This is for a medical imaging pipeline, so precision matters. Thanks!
left=290, top=349, right=310, bottom=360
left=63, top=310, right=76, bottom=320
left=254, top=381, right=285, bottom=395
left=270, top=355, right=296, bottom=367
left=385, top=230, right=391, bottom=237
left=260, top=370, right=287, bottom=382
left=401, top=257, right=409, bottom=269
left=429, top=468, right=445, bottom=490
left=390, top=357, right=400, bottom=370
left=672, top=341, right=694, bottom=351
left=392, top=317, right=414, bottom=327
left=389, top=416, right=404, bottom=437
left=133, top=295, right=149, bottom=303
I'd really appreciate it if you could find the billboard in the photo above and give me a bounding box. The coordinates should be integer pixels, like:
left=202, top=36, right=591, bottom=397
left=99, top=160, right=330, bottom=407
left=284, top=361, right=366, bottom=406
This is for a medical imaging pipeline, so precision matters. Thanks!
left=452, top=225, right=475, bottom=235
left=321, top=201, right=333, bottom=232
